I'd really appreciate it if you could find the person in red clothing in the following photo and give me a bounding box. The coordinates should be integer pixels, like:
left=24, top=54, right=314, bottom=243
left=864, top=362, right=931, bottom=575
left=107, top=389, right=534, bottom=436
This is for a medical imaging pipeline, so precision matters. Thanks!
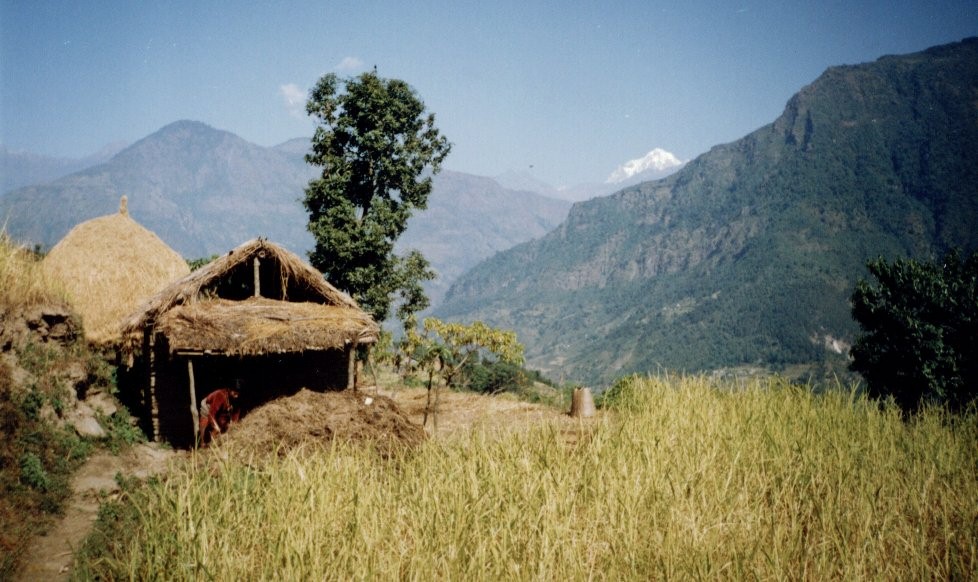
left=198, top=387, right=240, bottom=447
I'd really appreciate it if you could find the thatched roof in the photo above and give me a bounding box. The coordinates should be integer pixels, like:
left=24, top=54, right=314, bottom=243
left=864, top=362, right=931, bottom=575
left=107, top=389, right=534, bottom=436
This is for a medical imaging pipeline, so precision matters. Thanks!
left=146, top=297, right=378, bottom=356
left=42, top=199, right=190, bottom=345
left=120, top=238, right=378, bottom=357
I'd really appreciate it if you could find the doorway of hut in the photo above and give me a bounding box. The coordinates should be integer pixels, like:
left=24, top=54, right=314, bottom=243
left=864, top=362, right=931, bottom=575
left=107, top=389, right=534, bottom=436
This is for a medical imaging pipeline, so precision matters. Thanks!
left=153, top=349, right=353, bottom=448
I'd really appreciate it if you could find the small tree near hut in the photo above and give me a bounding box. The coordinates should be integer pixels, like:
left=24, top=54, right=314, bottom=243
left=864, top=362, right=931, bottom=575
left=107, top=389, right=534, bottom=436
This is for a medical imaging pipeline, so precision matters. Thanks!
left=401, top=318, right=524, bottom=429
left=303, top=70, right=451, bottom=324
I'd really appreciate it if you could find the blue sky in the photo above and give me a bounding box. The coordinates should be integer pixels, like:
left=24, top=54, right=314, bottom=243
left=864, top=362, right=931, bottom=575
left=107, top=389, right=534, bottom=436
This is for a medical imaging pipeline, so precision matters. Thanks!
left=1, top=1, right=976, bottom=186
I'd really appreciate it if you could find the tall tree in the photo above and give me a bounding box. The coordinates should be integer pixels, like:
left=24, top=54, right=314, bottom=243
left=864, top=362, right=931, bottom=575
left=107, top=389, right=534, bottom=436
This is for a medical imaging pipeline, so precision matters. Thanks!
left=303, top=70, right=451, bottom=322
left=850, top=250, right=978, bottom=413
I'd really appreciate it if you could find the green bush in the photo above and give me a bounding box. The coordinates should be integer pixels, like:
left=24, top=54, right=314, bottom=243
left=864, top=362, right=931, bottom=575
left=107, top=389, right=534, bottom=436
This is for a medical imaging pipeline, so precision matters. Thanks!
left=850, top=249, right=978, bottom=413
left=466, top=360, right=527, bottom=394
left=18, top=452, right=49, bottom=491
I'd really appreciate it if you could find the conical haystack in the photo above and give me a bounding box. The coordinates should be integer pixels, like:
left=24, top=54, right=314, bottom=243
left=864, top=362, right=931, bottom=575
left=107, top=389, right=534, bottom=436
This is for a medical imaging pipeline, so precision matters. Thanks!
left=43, top=197, right=190, bottom=345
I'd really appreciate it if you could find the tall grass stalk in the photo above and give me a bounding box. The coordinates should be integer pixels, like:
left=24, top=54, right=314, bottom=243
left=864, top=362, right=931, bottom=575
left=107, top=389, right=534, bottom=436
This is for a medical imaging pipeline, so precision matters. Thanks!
left=0, top=232, right=65, bottom=309
left=76, top=376, right=978, bottom=580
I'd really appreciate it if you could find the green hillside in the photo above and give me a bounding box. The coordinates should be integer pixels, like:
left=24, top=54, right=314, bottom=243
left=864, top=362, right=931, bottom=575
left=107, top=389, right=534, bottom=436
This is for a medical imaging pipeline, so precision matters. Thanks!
left=436, top=38, right=978, bottom=385
left=398, top=170, right=570, bottom=305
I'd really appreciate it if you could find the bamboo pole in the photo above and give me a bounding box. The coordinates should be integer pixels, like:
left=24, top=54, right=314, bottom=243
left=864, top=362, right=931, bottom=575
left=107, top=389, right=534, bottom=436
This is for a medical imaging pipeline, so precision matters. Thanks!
left=346, top=342, right=356, bottom=390
left=253, top=257, right=261, bottom=297
left=188, top=359, right=199, bottom=445
left=148, top=329, right=160, bottom=441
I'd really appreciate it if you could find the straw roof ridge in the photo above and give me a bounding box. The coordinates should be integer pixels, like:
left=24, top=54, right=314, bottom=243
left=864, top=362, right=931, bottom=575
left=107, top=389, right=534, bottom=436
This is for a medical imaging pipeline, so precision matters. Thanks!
left=120, top=238, right=364, bottom=353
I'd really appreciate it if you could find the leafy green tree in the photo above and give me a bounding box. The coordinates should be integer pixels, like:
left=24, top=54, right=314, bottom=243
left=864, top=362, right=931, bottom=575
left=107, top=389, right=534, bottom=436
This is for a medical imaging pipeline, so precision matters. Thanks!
left=303, top=70, right=451, bottom=323
left=399, top=318, right=524, bottom=428
left=850, top=250, right=978, bottom=413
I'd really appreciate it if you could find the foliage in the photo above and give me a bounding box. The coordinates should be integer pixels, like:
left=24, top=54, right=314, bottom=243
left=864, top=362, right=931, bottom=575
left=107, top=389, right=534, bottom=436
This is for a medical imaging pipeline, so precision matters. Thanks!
left=17, top=452, right=50, bottom=492
left=397, top=317, right=524, bottom=428
left=187, top=254, right=219, bottom=271
left=303, top=69, right=451, bottom=323
left=0, top=355, right=89, bottom=579
left=73, top=375, right=978, bottom=579
left=465, top=359, right=528, bottom=395
left=850, top=249, right=978, bottom=413
left=0, top=233, right=140, bottom=577
left=100, top=407, right=146, bottom=454
left=401, top=318, right=524, bottom=390
left=462, top=359, right=566, bottom=407
left=392, top=250, right=436, bottom=325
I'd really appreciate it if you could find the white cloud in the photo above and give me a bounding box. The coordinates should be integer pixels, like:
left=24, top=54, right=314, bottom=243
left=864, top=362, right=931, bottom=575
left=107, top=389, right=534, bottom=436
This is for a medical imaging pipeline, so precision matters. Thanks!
left=279, top=83, right=306, bottom=118
left=335, top=56, right=364, bottom=72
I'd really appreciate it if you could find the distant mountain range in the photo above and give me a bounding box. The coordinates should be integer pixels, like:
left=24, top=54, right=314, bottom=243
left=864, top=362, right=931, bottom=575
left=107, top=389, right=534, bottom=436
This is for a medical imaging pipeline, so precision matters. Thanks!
left=0, top=120, right=316, bottom=258
left=494, top=148, right=686, bottom=203
left=0, top=122, right=570, bottom=307
left=1, top=142, right=128, bottom=194
left=436, top=37, right=978, bottom=385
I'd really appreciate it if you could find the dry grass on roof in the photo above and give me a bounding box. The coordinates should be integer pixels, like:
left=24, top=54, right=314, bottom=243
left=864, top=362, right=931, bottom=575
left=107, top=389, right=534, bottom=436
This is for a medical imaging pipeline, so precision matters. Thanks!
left=122, top=238, right=358, bottom=336
left=151, top=297, right=380, bottom=356
left=42, top=212, right=189, bottom=345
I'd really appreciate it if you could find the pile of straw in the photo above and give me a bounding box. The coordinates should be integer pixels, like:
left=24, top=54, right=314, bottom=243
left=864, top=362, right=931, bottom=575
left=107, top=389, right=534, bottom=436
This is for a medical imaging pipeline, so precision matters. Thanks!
left=42, top=200, right=189, bottom=345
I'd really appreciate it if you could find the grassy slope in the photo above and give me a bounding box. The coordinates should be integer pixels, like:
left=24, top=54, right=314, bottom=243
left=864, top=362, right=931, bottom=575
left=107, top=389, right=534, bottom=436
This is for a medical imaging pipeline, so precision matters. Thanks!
left=76, top=375, right=977, bottom=580
left=0, top=234, right=80, bottom=576
left=0, top=234, right=137, bottom=579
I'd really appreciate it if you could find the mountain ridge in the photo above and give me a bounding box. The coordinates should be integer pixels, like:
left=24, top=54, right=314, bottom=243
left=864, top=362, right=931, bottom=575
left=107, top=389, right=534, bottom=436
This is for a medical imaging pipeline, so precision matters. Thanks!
left=0, top=121, right=569, bottom=308
left=1, top=142, right=128, bottom=195
left=436, top=37, right=978, bottom=385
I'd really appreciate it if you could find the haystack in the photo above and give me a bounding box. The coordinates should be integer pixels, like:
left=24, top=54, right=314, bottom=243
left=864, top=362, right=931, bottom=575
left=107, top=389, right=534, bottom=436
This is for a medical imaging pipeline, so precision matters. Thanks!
left=42, top=197, right=190, bottom=345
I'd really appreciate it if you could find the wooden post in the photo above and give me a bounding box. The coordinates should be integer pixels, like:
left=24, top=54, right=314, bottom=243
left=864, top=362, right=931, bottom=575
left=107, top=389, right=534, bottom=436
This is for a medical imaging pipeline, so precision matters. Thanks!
left=188, top=359, right=199, bottom=445
left=346, top=342, right=356, bottom=390
left=147, top=328, right=161, bottom=441
left=253, top=257, right=261, bottom=297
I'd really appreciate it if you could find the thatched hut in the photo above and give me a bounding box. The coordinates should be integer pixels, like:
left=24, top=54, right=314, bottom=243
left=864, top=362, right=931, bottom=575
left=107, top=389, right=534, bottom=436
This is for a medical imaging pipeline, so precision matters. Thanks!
left=42, top=197, right=190, bottom=345
left=119, top=238, right=379, bottom=447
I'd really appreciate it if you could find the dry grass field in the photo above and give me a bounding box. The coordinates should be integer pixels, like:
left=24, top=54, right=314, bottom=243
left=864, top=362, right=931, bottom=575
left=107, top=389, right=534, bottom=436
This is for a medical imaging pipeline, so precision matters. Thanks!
left=72, top=375, right=978, bottom=580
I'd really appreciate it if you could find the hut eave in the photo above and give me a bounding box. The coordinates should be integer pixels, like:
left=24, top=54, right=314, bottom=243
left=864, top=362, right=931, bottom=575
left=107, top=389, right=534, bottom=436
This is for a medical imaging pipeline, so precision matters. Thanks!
left=138, top=297, right=379, bottom=357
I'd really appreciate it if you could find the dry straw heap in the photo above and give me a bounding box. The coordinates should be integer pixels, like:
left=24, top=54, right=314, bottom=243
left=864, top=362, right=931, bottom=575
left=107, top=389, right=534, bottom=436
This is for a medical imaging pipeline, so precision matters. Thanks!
left=42, top=196, right=190, bottom=345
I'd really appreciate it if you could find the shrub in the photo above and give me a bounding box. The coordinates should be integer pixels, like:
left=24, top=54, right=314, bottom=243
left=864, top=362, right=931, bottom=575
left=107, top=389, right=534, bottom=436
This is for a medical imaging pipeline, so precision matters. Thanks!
left=850, top=249, right=978, bottom=413
left=18, top=452, right=49, bottom=492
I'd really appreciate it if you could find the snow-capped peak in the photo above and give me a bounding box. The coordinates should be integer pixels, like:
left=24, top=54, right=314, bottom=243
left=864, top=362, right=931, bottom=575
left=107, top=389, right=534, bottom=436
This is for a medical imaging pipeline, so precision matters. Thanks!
left=606, top=148, right=684, bottom=184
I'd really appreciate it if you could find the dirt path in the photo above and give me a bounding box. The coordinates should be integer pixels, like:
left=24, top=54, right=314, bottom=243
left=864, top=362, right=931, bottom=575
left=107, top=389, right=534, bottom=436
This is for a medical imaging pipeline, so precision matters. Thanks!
left=13, top=444, right=177, bottom=582
left=374, top=385, right=604, bottom=443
